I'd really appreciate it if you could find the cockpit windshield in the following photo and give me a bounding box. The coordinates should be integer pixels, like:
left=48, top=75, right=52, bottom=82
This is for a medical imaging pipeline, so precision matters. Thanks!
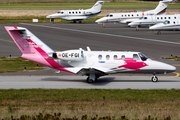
left=138, top=53, right=148, bottom=61
left=57, top=11, right=64, bottom=14
left=164, top=21, right=170, bottom=25
left=105, top=14, right=110, bottom=17
left=139, top=17, right=143, bottom=20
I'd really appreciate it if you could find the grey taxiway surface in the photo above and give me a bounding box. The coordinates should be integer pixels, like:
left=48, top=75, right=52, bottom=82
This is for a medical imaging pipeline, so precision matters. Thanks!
left=0, top=23, right=179, bottom=89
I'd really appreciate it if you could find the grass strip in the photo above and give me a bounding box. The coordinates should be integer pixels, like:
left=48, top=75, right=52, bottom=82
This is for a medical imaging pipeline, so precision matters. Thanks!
left=0, top=89, right=180, bottom=119
left=0, top=57, right=45, bottom=73
left=0, top=3, right=179, bottom=10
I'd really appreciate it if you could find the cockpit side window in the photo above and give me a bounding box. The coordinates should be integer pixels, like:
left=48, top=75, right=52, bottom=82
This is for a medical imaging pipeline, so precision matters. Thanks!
left=110, top=15, right=113, bottom=17
left=144, top=17, right=147, bottom=19
left=138, top=53, right=148, bottom=61
left=133, top=54, right=140, bottom=60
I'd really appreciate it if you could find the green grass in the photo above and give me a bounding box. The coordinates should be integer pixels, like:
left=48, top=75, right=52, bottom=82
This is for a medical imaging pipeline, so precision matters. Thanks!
left=0, top=16, right=100, bottom=23
left=0, top=57, right=45, bottom=73
left=0, top=2, right=179, bottom=10
left=162, top=56, right=180, bottom=61
left=0, top=89, right=180, bottom=119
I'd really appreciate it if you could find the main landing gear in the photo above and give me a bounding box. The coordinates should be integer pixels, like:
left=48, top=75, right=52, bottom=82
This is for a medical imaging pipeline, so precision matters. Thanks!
left=86, top=74, right=98, bottom=83
left=151, top=73, right=158, bottom=82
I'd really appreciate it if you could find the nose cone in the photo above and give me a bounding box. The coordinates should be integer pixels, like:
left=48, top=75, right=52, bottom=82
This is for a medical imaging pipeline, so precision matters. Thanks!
left=151, top=60, right=176, bottom=73
left=149, top=25, right=158, bottom=30
left=128, top=21, right=140, bottom=27
left=46, top=13, right=58, bottom=19
left=46, top=15, right=51, bottom=19
left=95, top=18, right=106, bottom=23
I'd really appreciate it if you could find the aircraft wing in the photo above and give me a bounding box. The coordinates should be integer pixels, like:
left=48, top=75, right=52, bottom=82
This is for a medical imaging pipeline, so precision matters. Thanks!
left=64, top=16, right=88, bottom=21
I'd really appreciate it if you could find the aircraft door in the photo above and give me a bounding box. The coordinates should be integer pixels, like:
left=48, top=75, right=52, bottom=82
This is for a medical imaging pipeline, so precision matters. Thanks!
left=87, top=54, right=95, bottom=66
left=151, top=15, right=156, bottom=24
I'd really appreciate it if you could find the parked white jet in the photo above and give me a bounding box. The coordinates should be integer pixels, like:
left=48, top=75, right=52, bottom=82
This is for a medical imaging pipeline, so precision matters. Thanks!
left=46, top=1, right=105, bottom=23
left=149, top=19, right=180, bottom=34
left=95, top=0, right=172, bottom=28
left=128, top=14, right=180, bottom=30
left=5, top=26, right=176, bottom=83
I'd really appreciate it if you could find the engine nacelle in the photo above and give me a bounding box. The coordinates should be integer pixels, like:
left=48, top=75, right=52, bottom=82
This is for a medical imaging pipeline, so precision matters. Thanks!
left=55, top=50, right=84, bottom=61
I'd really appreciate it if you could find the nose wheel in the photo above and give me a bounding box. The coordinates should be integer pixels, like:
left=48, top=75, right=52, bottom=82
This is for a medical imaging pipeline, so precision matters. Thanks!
left=151, top=75, right=158, bottom=82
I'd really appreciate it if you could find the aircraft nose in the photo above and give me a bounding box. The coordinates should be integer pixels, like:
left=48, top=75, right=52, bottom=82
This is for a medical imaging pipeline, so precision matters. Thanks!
left=46, top=15, right=51, bottom=19
left=95, top=18, right=105, bottom=23
left=149, top=25, right=158, bottom=30
left=158, top=61, right=176, bottom=73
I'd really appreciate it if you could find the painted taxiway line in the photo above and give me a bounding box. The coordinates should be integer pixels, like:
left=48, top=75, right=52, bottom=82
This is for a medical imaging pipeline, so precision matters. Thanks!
left=0, top=38, right=14, bottom=43
left=20, top=23, right=180, bottom=45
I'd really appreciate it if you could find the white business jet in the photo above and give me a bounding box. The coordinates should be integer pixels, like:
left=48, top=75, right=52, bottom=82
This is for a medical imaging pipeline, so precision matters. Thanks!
left=128, top=14, right=180, bottom=30
left=46, top=1, right=105, bottom=23
left=149, top=19, right=180, bottom=34
left=5, top=26, right=176, bottom=83
left=95, top=0, right=172, bottom=28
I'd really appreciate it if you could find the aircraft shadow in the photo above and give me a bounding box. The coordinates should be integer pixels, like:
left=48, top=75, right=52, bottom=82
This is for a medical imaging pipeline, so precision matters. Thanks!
left=41, top=76, right=179, bottom=86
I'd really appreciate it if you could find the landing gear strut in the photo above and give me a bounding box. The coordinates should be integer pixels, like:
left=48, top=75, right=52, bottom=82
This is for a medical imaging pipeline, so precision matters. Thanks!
left=151, top=74, right=158, bottom=82
left=86, top=74, right=97, bottom=83
left=157, top=31, right=162, bottom=35
left=135, top=26, right=140, bottom=31
left=102, top=23, right=106, bottom=28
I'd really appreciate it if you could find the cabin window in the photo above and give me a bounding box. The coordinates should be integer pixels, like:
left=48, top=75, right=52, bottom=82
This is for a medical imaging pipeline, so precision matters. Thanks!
left=110, top=15, right=113, bottom=17
left=169, top=17, right=171, bottom=19
left=157, top=17, right=159, bottom=19
left=132, top=14, right=133, bottom=16
left=72, top=12, right=74, bottom=14
left=114, top=55, right=117, bottom=60
left=98, top=55, right=102, bottom=60
left=161, top=17, right=163, bottom=19
left=106, top=55, right=110, bottom=60
left=76, top=12, right=78, bottom=14
left=121, top=55, right=125, bottom=60
left=174, top=21, right=175, bottom=24
left=69, top=12, right=71, bottom=14
left=133, top=54, right=140, bottom=60
left=138, top=53, right=148, bottom=61
left=164, top=17, right=166, bottom=19
left=125, top=15, right=126, bottom=17
left=122, top=15, right=123, bottom=17
left=174, top=17, right=176, bottom=19
left=79, top=11, right=81, bottom=14
left=167, top=21, right=170, bottom=24
left=128, top=15, right=130, bottom=17
left=137, top=14, right=139, bottom=16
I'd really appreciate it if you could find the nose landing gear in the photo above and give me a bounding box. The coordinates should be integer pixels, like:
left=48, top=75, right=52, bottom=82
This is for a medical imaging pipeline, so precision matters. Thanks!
left=151, top=73, right=158, bottom=82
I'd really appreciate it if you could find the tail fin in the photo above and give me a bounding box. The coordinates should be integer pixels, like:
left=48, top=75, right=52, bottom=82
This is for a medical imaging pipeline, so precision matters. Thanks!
left=147, top=0, right=173, bottom=15
left=90, top=1, right=105, bottom=11
left=5, top=26, right=73, bottom=73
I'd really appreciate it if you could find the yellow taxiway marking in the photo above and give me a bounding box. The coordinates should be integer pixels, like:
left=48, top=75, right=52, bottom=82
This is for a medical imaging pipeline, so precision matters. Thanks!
left=172, top=64, right=180, bottom=66
left=167, top=72, right=180, bottom=78
left=0, top=38, right=14, bottom=43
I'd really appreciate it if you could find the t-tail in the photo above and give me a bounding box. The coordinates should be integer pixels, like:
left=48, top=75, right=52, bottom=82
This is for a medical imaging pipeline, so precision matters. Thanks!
left=146, top=0, right=173, bottom=15
left=5, top=26, right=74, bottom=73
left=89, top=1, right=105, bottom=12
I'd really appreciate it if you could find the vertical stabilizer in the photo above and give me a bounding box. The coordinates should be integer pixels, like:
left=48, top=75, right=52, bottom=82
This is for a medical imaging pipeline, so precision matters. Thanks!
left=5, top=26, right=74, bottom=73
left=146, top=0, right=173, bottom=15
left=90, top=1, right=105, bottom=12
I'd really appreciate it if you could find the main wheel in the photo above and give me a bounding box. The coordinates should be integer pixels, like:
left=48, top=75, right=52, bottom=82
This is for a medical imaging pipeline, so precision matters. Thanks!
left=151, top=76, right=158, bottom=82
left=86, top=77, right=93, bottom=83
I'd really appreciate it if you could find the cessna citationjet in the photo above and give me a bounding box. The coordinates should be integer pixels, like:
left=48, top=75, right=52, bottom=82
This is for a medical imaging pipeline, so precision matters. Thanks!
left=95, top=0, right=172, bottom=28
left=149, top=19, right=180, bottom=34
left=5, top=26, right=176, bottom=83
left=46, top=1, right=105, bottom=23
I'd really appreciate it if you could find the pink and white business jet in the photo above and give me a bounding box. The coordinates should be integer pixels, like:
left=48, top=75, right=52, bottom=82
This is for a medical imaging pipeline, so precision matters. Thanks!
left=5, top=26, right=176, bottom=83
